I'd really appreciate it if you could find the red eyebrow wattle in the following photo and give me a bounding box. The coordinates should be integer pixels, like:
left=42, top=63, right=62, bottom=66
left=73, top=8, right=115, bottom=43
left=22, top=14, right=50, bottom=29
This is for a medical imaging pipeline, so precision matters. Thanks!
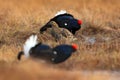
left=78, top=20, right=82, bottom=25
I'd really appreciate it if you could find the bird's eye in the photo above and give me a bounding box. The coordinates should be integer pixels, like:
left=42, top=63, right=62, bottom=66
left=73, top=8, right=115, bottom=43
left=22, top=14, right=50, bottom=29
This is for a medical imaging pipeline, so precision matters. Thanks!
left=64, top=23, right=68, bottom=26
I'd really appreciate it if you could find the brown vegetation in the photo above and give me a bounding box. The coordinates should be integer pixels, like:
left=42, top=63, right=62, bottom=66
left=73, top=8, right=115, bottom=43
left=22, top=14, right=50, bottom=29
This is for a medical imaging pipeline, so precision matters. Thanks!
left=0, top=0, right=120, bottom=80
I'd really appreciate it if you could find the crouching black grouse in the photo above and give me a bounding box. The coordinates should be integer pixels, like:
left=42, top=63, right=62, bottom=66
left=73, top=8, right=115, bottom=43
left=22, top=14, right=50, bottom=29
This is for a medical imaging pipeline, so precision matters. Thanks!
left=40, top=10, right=82, bottom=35
left=17, top=35, right=78, bottom=64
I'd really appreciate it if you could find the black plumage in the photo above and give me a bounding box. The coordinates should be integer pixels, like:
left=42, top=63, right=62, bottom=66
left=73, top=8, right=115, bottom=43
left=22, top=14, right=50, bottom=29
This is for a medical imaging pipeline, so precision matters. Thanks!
left=40, top=13, right=82, bottom=35
left=52, top=44, right=77, bottom=63
left=18, top=43, right=77, bottom=64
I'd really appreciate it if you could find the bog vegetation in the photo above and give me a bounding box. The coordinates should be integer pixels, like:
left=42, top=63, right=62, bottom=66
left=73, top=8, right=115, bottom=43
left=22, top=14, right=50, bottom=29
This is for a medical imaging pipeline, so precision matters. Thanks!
left=0, top=0, right=120, bottom=80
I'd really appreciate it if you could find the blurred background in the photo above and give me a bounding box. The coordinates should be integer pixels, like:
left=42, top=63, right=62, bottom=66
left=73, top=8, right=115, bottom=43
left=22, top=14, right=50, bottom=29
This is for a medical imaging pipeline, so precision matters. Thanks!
left=0, top=0, right=120, bottom=80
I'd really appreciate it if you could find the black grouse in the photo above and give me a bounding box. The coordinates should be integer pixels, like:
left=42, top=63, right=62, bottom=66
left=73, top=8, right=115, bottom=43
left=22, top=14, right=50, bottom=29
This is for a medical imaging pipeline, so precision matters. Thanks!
left=17, top=35, right=78, bottom=64
left=40, top=10, right=82, bottom=35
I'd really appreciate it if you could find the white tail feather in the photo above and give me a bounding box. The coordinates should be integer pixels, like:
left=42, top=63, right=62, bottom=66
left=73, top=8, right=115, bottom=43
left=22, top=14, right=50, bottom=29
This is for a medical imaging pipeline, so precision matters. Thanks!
left=23, top=35, right=38, bottom=58
left=55, top=10, right=67, bottom=16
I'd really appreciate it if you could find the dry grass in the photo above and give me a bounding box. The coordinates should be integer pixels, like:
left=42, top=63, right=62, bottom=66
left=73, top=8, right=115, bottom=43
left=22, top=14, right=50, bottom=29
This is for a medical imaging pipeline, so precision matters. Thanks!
left=1, top=60, right=120, bottom=80
left=0, top=0, right=120, bottom=80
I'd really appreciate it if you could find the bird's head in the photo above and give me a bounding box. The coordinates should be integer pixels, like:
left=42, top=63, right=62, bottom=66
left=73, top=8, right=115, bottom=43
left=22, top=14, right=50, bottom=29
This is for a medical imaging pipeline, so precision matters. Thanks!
left=51, top=44, right=78, bottom=63
left=51, top=10, right=82, bottom=35
left=53, top=44, right=78, bottom=55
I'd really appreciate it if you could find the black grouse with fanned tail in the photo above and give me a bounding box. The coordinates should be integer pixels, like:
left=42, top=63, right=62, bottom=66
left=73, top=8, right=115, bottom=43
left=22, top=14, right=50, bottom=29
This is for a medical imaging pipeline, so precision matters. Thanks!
left=17, top=35, right=78, bottom=64
left=40, top=10, right=82, bottom=35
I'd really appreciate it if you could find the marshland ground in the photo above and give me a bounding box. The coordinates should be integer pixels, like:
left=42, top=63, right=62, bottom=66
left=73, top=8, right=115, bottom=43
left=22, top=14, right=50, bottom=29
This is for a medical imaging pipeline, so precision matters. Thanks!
left=0, top=0, right=120, bottom=80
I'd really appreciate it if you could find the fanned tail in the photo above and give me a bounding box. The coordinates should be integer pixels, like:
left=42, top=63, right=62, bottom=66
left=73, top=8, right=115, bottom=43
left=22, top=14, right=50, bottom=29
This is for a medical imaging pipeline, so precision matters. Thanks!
left=23, top=35, right=38, bottom=58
